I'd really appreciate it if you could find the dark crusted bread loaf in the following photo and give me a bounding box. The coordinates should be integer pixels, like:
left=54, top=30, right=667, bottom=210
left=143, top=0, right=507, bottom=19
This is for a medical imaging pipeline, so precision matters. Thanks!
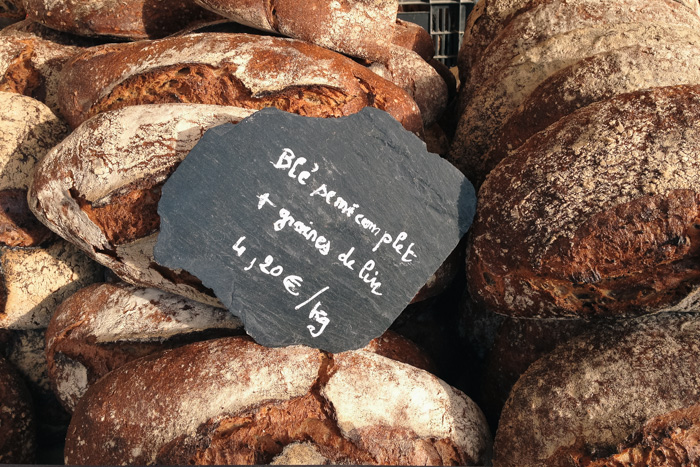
left=23, top=0, right=221, bottom=39
left=467, top=85, right=700, bottom=319
left=493, top=312, right=700, bottom=467
left=189, top=0, right=398, bottom=62
left=450, top=23, right=700, bottom=182
left=0, top=92, right=66, bottom=247
left=477, top=42, right=700, bottom=186
left=0, top=356, right=35, bottom=464
left=581, top=403, right=700, bottom=466
left=65, top=336, right=491, bottom=465
left=56, top=33, right=423, bottom=132
left=29, top=103, right=254, bottom=306
left=462, top=0, right=700, bottom=107
left=45, top=282, right=244, bottom=412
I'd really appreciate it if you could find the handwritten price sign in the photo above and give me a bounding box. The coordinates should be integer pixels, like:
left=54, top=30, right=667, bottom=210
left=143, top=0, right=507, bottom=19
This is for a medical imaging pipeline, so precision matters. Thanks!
left=154, top=108, right=475, bottom=352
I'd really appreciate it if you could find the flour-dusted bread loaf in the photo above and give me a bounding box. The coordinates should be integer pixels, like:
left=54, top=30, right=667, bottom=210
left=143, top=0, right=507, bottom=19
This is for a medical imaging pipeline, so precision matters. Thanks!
left=190, top=0, right=398, bottom=63
left=0, top=356, right=35, bottom=464
left=23, top=0, right=221, bottom=39
left=56, top=33, right=422, bottom=132
left=29, top=104, right=255, bottom=305
left=493, top=312, right=700, bottom=467
left=479, top=42, right=700, bottom=186
left=368, top=45, right=447, bottom=128
left=0, top=241, right=104, bottom=329
left=468, top=85, right=700, bottom=319
left=45, top=282, right=244, bottom=412
left=0, top=93, right=67, bottom=247
left=450, top=22, right=700, bottom=183
left=462, top=0, right=700, bottom=106
left=65, top=336, right=491, bottom=465
left=583, top=403, right=700, bottom=466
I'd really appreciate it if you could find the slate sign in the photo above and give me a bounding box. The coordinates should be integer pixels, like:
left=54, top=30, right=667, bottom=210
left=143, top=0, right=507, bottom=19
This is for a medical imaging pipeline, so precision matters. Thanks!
left=154, top=107, right=476, bottom=353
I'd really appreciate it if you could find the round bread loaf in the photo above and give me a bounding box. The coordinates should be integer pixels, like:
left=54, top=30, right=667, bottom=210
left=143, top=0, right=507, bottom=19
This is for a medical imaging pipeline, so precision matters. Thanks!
left=493, top=312, right=700, bottom=467
left=0, top=92, right=67, bottom=247
left=480, top=43, right=700, bottom=186
left=450, top=22, right=700, bottom=184
left=0, top=356, right=35, bottom=464
left=65, top=336, right=491, bottom=465
left=29, top=103, right=255, bottom=306
left=45, top=281, right=245, bottom=412
left=468, top=84, right=700, bottom=319
left=23, top=0, right=221, bottom=39
left=189, top=0, right=398, bottom=63
left=582, top=403, right=700, bottom=466
left=56, top=33, right=423, bottom=132
left=450, top=23, right=700, bottom=183
left=463, top=0, right=700, bottom=105
left=0, top=240, right=105, bottom=329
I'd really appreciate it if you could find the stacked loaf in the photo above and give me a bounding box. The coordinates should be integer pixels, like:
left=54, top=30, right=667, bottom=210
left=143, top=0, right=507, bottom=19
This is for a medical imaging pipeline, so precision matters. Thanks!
left=451, top=0, right=700, bottom=464
left=0, top=1, right=489, bottom=465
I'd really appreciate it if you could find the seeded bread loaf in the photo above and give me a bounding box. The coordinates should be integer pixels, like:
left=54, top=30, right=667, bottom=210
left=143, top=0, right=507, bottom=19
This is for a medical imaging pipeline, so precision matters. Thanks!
left=477, top=42, right=700, bottom=186
left=65, top=336, right=491, bottom=465
left=0, top=93, right=67, bottom=247
left=190, top=0, right=398, bottom=63
left=29, top=104, right=255, bottom=306
left=467, top=85, right=700, bottom=319
left=0, top=356, right=35, bottom=464
left=493, top=312, right=700, bottom=467
left=23, top=0, right=221, bottom=39
left=56, top=33, right=423, bottom=132
left=450, top=23, right=700, bottom=182
left=45, top=282, right=245, bottom=412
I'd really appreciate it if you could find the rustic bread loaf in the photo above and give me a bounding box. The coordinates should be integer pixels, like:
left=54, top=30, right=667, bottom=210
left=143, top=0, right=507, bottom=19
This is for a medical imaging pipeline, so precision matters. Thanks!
left=0, top=93, right=67, bottom=247
left=56, top=33, right=423, bottom=132
left=582, top=403, right=700, bottom=466
left=65, top=336, right=491, bottom=465
left=368, top=44, right=447, bottom=128
left=29, top=103, right=255, bottom=306
left=478, top=42, right=700, bottom=186
left=493, top=312, right=700, bottom=467
left=393, top=18, right=434, bottom=61
left=45, top=281, right=245, bottom=412
left=23, top=0, right=221, bottom=39
left=0, top=34, right=82, bottom=115
left=0, top=356, right=35, bottom=464
left=461, top=0, right=700, bottom=111
left=467, top=85, right=700, bottom=319
left=450, top=23, right=700, bottom=183
left=0, top=240, right=105, bottom=329
left=190, top=0, right=398, bottom=63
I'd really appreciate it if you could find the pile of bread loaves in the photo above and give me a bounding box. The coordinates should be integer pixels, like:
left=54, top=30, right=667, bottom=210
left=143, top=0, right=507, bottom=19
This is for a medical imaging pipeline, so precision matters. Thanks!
left=451, top=0, right=700, bottom=465
left=0, top=0, right=494, bottom=465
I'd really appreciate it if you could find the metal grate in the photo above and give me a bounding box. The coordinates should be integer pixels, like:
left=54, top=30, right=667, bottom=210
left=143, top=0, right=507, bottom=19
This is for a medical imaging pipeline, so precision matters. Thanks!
left=398, top=0, right=476, bottom=67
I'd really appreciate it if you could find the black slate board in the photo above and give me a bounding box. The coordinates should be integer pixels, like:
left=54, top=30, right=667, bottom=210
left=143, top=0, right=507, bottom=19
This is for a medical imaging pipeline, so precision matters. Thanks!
left=154, top=107, right=476, bottom=353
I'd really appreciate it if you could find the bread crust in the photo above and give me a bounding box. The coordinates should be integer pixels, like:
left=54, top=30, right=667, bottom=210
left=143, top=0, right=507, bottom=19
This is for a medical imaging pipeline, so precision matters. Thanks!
left=493, top=313, right=700, bottom=467
left=0, top=357, right=35, bottom=464
left=56, top=33, right=422, bottom=132
left=65, top=337, right=491, bottom=465
left=23, top=0, right=221, bottom=39
left=467, top=85, right=700, bottom=318
left=190, top=0, right=398, bottom=62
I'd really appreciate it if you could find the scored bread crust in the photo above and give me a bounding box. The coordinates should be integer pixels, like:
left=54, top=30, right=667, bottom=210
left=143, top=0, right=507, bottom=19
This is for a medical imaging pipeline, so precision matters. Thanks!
left=493, top=313, right=700, bottom=467
left=56, top=33, right=422, bottom=132
left=480, top=42, right=700, bottom=187
left=467, top=85, right=700, bottom=319
left=450, top=23, right=700, bottom=183
left=28, top=103, right=255, bottom=307
left=190, top=0, right=398, bottom=63
left=65, top=337, right=492, bottom=465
